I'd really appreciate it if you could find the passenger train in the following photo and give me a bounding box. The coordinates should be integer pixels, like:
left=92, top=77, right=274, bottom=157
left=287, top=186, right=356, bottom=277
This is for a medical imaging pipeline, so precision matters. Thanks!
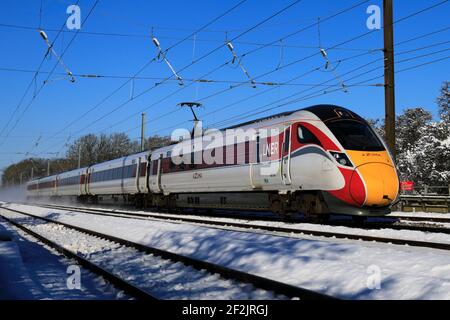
left=26, top=105, right=399, bottom=218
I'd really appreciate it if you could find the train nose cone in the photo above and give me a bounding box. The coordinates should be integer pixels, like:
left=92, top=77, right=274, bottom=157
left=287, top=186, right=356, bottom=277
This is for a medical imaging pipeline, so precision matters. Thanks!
left=350, top=163, right=399, bottom=207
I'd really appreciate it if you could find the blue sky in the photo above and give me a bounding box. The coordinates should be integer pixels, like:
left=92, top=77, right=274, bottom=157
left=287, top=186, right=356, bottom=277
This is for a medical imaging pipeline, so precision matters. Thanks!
left=0, top=0, right=449, bottom=172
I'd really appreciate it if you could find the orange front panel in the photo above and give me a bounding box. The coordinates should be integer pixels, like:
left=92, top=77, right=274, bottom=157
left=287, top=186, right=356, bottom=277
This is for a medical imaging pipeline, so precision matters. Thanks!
left=346, top=151, right=399, bottom=206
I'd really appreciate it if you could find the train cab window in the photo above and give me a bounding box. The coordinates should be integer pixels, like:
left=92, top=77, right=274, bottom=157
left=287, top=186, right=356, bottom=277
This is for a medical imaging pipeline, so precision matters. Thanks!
left=326, top=120, right=385, bottom=151
left=297, top=125, right=322, bottom=146
left=334, top=108, right=353, bottom=118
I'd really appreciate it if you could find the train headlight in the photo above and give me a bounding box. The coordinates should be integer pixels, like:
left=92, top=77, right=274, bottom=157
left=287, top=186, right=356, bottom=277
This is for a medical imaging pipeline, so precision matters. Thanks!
left=330, top=151, right=353, bottom=167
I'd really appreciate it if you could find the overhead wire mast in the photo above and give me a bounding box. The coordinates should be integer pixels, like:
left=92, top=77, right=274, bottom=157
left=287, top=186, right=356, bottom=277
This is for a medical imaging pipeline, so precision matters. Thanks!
left=39, top=30, right=75, bottom=83
left=226, top=41, right=257, bottom=88
left=152, top=36, right=184, bottom=86
left=317, top=18, right=347, bottom=93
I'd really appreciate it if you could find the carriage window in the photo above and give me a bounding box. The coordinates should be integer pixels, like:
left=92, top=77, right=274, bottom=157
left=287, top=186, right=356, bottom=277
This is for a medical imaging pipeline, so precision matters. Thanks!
left=326, top=120, right=385, bottom=151
left=297, top=125, right=322, bottom=146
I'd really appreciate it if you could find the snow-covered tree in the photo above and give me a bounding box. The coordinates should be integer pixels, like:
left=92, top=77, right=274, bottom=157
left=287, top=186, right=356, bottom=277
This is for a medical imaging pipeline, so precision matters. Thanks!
left=395, top=107, right=432, bottom=156
left=370, top=82, right=450, bottom=191
left=437, top=81, right=450, bottom=123
left=413, top=121, right=450, bottom=185
left=395, top=103, right=449, bottom=189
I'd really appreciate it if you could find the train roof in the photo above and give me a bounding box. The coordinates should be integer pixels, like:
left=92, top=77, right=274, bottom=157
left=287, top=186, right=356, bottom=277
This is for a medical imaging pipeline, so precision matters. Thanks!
left=304, top=104, right=365, bottom=123
left=223, top=104, right=360, bottom=130
left=88, top=150, right=149, bottom=169
left=57, top=167, right=88, bottom=178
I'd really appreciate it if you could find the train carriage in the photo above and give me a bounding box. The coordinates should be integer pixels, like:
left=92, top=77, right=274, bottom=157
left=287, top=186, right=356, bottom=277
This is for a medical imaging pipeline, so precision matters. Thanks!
left=26, top=179, right=39, bottom=198
left=33, top=175, right=58, bottom=198
left=56, top=167, right=88, bottom=197
left=86, top=151, right=149, bottom=204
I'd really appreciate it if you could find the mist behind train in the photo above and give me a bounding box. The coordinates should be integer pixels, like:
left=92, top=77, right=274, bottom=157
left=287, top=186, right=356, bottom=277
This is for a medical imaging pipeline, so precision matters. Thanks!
left=0, top=184, right=27, bottom=203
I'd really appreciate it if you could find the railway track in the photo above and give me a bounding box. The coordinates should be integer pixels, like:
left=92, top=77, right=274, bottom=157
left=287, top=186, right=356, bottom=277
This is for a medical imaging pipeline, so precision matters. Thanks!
left=0, top=205, right=331, bottom=300
left=328, top=220, right=450, bottom=235
left=22, top=200, right=450, bottom=227
left=387, top=214, right=450, bottom=224
left=20, top=202, right=450, bottom=252
left=0, top=214, right=153, bottom=300
left=33, top=201, right=450, bottom=228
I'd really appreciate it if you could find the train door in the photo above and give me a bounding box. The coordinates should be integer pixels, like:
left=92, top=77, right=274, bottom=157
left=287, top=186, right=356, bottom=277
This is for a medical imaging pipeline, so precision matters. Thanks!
left=145, top=153, right=151, bottom=193
left=86, top=168, right=91, bottom=195
left=54, top=176, right=58, bottom=196
left=281, top=125, right=292, bottom=185
left=156, top=153, right=163, bottom=193
left=250, top=133, right=263, bottom=189
left=136, top=156, right=141, bottom=192
left=120, top=157, right=127, bottom=194
left=137, top=155, right=147, bottom=193
left=80, top=172, right=85, bottom=195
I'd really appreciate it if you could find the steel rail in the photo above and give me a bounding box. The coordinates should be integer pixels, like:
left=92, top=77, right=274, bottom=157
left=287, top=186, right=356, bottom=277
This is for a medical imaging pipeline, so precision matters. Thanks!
left=326, top=220, right=450, bottom=235
left=388, top=215, right=450, bottom=224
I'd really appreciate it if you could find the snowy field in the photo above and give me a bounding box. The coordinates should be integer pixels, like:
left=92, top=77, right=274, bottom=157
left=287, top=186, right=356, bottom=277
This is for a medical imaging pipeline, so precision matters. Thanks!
left=1, top=202, right=450, bottom=299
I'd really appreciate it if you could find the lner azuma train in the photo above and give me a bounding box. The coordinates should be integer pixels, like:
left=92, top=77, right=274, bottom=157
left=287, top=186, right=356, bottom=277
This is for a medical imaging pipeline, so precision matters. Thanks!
left=27, top=105, right=399, bottom=218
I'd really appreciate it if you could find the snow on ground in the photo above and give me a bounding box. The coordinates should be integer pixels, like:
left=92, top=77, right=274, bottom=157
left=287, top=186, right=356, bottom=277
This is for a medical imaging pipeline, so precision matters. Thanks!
left=0, top=219, right=126, bottom=300
left=2, top=203, right=450, bottom=299
left=0, top=210, right=281, bottom=300
left=0, top=223, right=40, bottom=299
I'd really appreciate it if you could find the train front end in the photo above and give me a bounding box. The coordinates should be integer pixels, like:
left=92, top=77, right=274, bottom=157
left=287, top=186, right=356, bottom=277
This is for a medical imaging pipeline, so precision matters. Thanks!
left=306, top=105, right=399, bottom=216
